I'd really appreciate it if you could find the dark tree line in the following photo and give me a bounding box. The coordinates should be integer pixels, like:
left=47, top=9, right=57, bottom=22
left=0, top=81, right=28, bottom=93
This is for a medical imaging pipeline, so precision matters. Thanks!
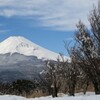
left=0, top=80, right=40, bottom=97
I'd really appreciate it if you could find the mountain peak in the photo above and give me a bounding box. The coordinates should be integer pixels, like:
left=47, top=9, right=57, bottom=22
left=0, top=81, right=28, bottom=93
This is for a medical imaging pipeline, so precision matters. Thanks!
left=8, top=36, right=24, bottom=38
left=5, top=36, right=32, bottom=43
left=0, top=36, right=68, bottom=61
left=6, top=36, right=26, bottom=41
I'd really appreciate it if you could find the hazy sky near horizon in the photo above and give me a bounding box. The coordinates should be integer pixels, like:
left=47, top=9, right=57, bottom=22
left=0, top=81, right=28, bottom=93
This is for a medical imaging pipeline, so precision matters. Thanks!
left=0, top=0, right=98, bottom=55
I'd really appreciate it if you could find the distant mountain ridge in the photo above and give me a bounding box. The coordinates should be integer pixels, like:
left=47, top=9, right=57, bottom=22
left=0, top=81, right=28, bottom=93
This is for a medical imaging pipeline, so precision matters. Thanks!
left=0, top=36, right=68, bottom=61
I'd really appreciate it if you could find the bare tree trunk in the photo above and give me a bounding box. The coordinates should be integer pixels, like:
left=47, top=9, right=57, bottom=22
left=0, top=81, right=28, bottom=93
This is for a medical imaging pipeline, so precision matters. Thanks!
left=83, top=80, right=89, bottom=95
left=68, top=83, right=75, bottom=96
left=68, top=76, right=76, bottom=96
left=51, top=82, right=58, bottom=98
left=93, top=80, right=100, bottom=94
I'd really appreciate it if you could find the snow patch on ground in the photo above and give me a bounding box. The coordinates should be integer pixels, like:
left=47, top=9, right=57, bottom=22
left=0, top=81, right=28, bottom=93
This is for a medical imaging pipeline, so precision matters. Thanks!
left=0, top=92, right=99, bottom=100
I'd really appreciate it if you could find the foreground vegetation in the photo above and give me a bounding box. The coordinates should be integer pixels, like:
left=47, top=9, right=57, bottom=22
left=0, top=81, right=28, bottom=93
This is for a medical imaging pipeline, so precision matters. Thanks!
left=39, top=2, right=100, bottom=97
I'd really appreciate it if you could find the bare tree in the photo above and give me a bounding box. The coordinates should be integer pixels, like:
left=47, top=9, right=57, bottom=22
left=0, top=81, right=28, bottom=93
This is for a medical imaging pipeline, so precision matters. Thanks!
left=42, top=60, right=62, bottom=98
left=71, top=6, right=100, bottom=94
left=57, top=53, right=79, bottom=96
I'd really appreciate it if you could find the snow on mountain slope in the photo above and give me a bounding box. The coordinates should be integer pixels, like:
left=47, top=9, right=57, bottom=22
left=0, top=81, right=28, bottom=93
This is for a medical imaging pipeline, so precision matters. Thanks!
left=0, top=36, right=68, bottom=61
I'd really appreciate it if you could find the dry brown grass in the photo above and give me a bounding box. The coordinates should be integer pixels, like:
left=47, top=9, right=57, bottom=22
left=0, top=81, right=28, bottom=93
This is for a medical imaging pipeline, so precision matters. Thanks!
left=26, top=90, right=48, bottom=98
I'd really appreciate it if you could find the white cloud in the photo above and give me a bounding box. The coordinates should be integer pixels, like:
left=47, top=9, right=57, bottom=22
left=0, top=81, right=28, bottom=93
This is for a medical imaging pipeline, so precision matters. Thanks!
left=0, top=29, right=9, bottom=34
left=0, top=0, right=98, bottom=31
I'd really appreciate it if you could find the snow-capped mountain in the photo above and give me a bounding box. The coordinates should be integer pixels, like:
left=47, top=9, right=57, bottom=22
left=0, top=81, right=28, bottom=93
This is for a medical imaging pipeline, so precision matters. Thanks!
left=0, top=36, right=65, bottom=61
left=0, top=36, right=69, bottom=82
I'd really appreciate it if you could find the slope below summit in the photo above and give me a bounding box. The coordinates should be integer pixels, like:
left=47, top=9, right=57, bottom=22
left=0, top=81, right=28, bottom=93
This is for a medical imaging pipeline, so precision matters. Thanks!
left=0, top=36, right=68, bottom=61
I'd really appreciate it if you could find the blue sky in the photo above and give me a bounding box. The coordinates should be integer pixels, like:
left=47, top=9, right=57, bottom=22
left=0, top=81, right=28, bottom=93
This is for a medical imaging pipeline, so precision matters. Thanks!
left=0, top=0, right=98, bottom=55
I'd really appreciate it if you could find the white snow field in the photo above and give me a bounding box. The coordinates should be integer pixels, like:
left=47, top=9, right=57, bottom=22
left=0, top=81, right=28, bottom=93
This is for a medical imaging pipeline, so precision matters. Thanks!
left=0, top=93, right=100, bottom=100
left=0, top=36, right=69, bottom=61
